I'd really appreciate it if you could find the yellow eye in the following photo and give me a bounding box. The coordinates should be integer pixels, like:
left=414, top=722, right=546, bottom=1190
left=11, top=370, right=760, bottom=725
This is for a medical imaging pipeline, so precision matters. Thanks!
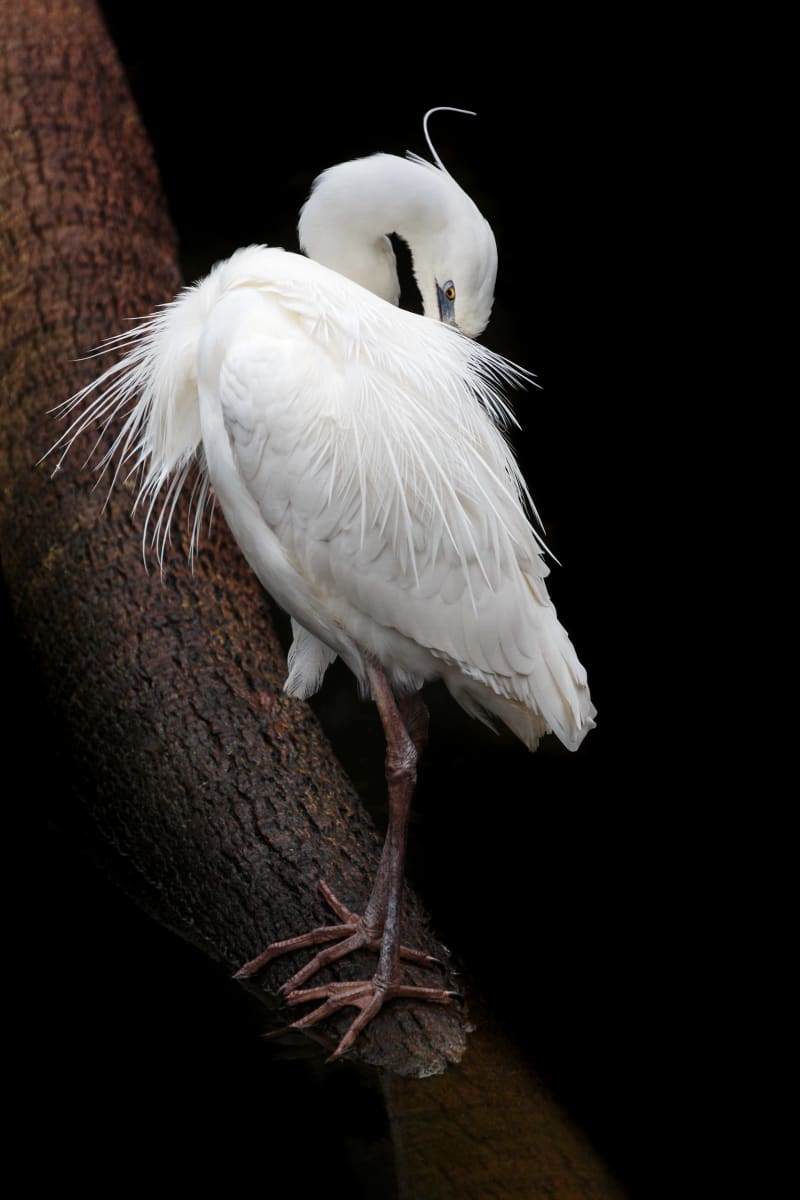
left=445, top=285, right=456, bottom=302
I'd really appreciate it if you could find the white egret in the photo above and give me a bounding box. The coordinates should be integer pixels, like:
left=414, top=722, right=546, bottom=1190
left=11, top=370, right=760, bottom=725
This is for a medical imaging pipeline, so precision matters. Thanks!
left=51, top=112, right=595, bottom=1059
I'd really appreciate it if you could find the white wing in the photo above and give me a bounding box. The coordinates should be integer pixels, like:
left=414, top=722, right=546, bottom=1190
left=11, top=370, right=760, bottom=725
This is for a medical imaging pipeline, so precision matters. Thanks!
left=197, top=256, right=594, bottom=751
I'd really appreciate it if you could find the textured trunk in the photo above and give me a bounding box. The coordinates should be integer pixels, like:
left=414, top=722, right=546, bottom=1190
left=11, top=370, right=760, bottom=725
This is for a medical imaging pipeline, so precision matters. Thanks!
left=384, top=992, right=627, bottom=1200
left=0, top=0, right=464, bottom=1077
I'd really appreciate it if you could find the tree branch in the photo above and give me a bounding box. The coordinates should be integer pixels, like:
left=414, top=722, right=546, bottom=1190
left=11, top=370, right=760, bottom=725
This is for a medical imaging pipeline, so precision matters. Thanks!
left=0, top=0, right=465, bottom=1077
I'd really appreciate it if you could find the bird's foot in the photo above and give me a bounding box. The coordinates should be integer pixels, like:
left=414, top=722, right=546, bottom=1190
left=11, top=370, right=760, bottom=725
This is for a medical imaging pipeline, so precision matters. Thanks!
left=268, top=977, right=461, bottom=1061
left=234, top=879, right=443, bottom=994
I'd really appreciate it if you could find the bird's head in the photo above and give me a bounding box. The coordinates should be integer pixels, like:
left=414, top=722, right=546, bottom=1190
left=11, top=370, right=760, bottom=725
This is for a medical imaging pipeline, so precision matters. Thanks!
left=299, top=149, right=498, bottom=340
left=416, top=187, right=498, bottom=339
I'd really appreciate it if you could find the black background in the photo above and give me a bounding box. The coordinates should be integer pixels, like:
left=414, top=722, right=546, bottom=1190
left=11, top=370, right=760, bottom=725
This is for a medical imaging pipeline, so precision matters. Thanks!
left=12, top=7, right=693, bottom=1198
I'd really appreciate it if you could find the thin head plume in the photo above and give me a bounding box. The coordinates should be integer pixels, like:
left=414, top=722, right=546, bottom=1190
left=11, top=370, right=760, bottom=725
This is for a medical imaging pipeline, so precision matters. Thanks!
left=407, top=107, right=477, bottom=175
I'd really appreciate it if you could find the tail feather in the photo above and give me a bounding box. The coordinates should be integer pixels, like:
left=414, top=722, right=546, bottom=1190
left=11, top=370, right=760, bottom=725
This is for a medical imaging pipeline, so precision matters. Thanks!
left=445, top=610, right=596, bottom=753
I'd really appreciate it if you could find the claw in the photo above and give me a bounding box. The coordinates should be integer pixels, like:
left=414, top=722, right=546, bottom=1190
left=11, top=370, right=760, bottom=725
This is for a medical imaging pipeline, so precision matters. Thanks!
left=235, top=878, right=457, bottom=1057
left=284, top=978, right=458, bottom=1059
left=235, top=880, right=446, bottom=990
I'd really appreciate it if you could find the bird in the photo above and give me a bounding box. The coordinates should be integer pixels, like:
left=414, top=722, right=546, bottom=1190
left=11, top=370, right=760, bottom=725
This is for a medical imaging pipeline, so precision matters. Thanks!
left=50, top=111, right=596, bottom=1060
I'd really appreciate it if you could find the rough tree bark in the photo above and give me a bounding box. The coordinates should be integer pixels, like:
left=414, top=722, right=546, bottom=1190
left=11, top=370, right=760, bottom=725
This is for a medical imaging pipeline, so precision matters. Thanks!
left=2, top=4, right=629, bottom=1194
left=0, top=0, right=464, bottom=1077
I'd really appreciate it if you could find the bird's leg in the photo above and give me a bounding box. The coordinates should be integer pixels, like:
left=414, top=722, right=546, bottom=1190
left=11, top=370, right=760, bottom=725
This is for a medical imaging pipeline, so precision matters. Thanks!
left=354, top=660, right=418, bottom=984
left=354, top=686, right=430, bottom=936
left=279, top=663, right=457, bottom=1060
left=236, top=664, right=457, bottom=1057
left=234, top=673, right=441, bottom=993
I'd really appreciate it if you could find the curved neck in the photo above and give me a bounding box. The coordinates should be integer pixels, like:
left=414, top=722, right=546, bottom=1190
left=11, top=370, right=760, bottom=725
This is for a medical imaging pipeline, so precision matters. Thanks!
left=298, top=155, right=451, bottom=313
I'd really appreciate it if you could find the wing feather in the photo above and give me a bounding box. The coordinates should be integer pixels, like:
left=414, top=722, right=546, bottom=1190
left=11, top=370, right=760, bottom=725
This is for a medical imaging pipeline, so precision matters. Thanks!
left=201, top=271, right=593, bottom=749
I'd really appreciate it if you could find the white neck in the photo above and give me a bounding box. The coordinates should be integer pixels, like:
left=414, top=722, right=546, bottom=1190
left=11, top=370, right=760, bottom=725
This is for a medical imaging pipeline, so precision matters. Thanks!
left=298, top=154, right=453, bottom=316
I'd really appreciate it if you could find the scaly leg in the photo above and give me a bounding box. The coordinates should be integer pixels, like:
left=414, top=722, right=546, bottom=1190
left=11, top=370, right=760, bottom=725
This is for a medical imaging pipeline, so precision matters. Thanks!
left=235, top=663, right=457, bottom=1058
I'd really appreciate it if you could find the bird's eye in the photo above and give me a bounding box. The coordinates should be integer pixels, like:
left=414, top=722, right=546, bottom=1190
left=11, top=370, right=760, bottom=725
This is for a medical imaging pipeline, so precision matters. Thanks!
left=444, top=284, right=456, bottom=302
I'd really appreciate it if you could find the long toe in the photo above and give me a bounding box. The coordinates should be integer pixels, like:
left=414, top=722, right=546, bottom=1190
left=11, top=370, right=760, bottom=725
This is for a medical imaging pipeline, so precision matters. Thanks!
left=235, top=879, right=446, bottom=989
left=280, top=978, right=459, bottom=1060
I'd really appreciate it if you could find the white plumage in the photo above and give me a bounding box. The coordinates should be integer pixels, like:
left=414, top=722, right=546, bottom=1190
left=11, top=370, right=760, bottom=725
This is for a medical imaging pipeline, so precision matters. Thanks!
left=53, top=159, right=594, bottom=754
left=52, top=123, right=596, bottom=1055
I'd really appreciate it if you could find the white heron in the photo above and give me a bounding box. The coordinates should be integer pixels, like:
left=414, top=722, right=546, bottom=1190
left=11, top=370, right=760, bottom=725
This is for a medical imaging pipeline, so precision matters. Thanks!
left=51, top=112, right=595, bottom=1060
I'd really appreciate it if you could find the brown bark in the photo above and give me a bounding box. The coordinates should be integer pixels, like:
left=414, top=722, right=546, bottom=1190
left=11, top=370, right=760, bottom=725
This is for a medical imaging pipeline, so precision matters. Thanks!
left=0, top=0, right=465, bottom=1076
left=1, top=8, right=632, bottom=1194
left=384, top=992, right=628, bottom=1200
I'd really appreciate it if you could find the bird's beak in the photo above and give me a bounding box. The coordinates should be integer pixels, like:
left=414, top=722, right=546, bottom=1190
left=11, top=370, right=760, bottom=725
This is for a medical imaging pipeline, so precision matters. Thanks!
left=436, top=282, right=458, bottom=328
